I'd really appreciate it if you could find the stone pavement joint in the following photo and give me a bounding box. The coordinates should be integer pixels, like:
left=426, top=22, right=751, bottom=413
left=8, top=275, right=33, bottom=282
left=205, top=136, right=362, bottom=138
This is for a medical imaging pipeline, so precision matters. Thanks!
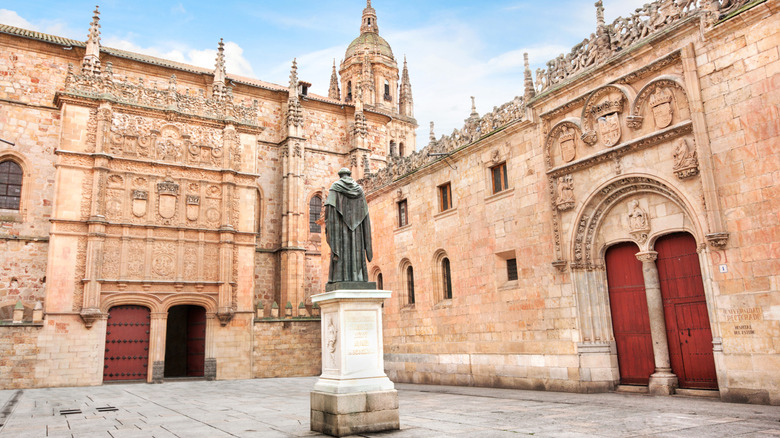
left=0, top=378, right=778, bottom=437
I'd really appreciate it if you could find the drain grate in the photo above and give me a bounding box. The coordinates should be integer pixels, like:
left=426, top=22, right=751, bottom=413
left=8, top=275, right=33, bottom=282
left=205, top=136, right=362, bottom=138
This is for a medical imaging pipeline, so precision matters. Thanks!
left=96, top=406, right=118, bottom=412
left=59, top=409, right=82, bottom=416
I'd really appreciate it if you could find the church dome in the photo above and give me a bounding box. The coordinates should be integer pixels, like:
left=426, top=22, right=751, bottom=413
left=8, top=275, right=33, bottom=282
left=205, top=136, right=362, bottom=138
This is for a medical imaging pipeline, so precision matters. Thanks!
left=345, top=32, right=394, bottom=60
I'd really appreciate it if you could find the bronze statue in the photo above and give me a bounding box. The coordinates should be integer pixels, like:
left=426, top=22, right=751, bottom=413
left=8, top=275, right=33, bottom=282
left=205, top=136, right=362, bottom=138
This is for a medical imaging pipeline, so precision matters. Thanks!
left=325, top=168, right=374, bottom=290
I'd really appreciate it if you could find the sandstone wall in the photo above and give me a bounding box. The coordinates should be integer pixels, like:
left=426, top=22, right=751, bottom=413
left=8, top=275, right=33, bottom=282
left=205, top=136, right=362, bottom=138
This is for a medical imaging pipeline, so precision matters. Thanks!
left=253, top=320, right=322, bottom=378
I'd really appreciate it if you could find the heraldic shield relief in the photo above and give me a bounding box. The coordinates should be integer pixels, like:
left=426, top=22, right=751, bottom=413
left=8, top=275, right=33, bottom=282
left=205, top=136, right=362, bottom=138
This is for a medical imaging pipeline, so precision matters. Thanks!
left=157, top=179, right=179, bottom=220
left=650, top=87, right=674, bottom=129
left=598, top=112, right=621, bottom=147
left=559, top=126, right=577, bottom=162
left=132, top=190, right=148, bottom=218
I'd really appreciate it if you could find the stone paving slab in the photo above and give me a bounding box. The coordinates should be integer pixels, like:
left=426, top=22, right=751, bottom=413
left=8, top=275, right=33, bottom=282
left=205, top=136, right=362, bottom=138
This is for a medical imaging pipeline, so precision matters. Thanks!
left=0, top=377, right=778, bottom=437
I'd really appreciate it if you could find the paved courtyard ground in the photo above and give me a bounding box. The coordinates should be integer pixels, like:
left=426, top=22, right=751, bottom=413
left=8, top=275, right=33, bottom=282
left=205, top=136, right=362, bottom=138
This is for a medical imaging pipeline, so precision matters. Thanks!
left=0, top=377, right=778, bottom=437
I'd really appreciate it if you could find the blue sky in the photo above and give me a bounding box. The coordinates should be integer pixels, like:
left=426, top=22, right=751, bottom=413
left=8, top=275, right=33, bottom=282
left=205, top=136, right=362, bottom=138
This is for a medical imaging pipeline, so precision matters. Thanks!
left=1, top=1, right=646, bottom=146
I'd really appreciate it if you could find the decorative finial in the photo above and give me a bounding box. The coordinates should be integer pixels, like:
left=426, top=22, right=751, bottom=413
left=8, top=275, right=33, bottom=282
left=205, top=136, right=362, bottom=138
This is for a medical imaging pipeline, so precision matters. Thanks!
left=595, top=0, right=605, bottom=28
left=328, top=59, right=340, bottom=100
left=82, top=5, right=102, bottom=75
left=214, top=39, right=226, bottom=82
left=523, top=52, right=536, bottom=99
left=429, top=121, right=436, bottom=142
left=289, top=58, right=298, bottom=91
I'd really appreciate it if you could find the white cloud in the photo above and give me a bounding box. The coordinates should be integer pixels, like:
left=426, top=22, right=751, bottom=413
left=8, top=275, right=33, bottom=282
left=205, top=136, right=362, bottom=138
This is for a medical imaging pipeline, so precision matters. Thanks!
left=0, top=9, right=32, bottom=29
left=102, top=37, right=256, bottom=77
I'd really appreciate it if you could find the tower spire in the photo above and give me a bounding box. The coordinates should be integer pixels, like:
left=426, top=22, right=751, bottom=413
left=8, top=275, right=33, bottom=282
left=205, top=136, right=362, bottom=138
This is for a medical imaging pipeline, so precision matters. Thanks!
left=328, top=59, right=341, bottom=100
left=360, top=0, right=379, bottom=34
left=82, top=5, right=101, bottom=75
left=212, top=39, right=227, bottom=98
left=523, top=52, right=536, bottom=100
left=399, top=56, right=414, bottom=117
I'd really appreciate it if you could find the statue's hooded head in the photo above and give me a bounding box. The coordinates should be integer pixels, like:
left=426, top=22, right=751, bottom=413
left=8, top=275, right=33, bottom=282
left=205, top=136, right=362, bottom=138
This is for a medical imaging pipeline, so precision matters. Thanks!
left=338, top=168, right=352, bottom=177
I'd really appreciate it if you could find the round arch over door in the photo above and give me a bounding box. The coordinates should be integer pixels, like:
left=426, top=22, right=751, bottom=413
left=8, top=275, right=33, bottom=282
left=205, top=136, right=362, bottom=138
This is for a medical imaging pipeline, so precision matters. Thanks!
left=104, top=305, right=151, bottom=381
left=605, top=242, right=655, bottom=385
left=655, top=232, right=717, bottom=389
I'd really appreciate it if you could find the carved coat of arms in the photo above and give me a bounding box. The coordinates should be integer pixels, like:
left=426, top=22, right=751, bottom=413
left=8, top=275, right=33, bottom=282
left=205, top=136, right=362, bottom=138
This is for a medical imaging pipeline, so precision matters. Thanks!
left=649, top=87, right=674, bottom=129
left=132, top=190, right=148, bottom=217
left=598, top=112, right=621, bottom=147
left=559, top=127, right=577, bottom=162
left=186, top=195, right=200, bottom=221
left=157, top=179, right=179, bottom=219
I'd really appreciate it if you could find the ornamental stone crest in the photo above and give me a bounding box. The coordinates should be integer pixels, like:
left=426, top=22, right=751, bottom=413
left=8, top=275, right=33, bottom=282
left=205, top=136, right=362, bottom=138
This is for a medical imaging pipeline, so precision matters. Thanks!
left=649, top=86, right=674, bottom=129
left=157, top=178, right=180, bottom=220
left=559, top=126, right=577, bottom=163
left=592, top=96, right=624, bottom=147
left=132, top=189, right=148, bottom=217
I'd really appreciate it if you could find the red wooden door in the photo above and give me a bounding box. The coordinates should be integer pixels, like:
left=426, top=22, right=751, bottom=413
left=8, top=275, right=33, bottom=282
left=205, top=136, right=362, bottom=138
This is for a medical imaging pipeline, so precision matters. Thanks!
left=606, top=242, right=655, bottom=385
left=104, top=305, right=150, bottom=381
left=186, top=306, right=206, bottom=377
left=655, top=233, right=717, bottom=389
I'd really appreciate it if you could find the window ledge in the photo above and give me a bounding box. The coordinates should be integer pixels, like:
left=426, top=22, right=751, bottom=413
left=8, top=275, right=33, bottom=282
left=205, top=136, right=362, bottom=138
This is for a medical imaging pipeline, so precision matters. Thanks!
left=401, top=303, right=416, bottom=311
left=434, top=208, right=457, bottom=220
left=433, top=299, right=452, bottom=310
left=0, top=209, right=22, bottom=223
left=394, top=223, right=412, bottom=234
left=498, top=280, right=519, bottom=291
left=485, top=188, right=514, bottom=204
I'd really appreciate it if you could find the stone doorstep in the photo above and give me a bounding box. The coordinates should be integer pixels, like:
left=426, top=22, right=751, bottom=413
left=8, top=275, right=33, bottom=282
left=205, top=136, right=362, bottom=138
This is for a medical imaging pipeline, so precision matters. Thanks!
left=615, top=385, right=650, bottom=394
left=674, top=388, right=720, bottom=398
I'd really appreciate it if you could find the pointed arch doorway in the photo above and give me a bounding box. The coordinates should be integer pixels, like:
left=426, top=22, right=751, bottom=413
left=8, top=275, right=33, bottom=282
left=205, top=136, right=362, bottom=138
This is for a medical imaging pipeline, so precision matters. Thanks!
left=164, top=305, right=206, bottom=378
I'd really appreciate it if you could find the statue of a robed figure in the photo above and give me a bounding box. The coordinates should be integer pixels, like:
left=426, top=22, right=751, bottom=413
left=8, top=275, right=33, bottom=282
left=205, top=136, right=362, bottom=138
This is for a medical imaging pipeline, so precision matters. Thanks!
left=324, top=168, right=375, bottom=291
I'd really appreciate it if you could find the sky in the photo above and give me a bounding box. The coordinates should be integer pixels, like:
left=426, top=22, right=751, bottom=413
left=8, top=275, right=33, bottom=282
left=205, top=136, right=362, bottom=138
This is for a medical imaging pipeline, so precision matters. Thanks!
left=0, top=0, right=648, bottom=147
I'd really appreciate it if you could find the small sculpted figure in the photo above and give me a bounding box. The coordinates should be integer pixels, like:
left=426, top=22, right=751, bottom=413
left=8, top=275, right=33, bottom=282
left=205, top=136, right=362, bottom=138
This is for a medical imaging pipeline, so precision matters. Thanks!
left=325, top=168, right=373, bottom=286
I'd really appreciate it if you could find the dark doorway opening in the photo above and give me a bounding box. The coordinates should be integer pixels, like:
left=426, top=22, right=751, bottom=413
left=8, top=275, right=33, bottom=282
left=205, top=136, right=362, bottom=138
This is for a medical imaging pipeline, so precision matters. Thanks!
left=164, top=305, right=206, bottom=378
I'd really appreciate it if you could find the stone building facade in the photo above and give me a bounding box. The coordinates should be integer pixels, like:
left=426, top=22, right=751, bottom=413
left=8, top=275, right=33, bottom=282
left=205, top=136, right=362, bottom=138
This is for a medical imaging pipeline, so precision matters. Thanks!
left=363, top=0, right=780, bottom=405
left=0, top=2, right=415, bottom=387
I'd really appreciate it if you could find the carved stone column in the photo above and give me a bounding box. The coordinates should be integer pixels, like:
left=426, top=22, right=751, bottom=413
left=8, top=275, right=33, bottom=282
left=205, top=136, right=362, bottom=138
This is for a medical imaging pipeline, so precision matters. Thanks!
left=149, top=311, right=168, bottom=383
left=635, top=251, right=678, bottom=395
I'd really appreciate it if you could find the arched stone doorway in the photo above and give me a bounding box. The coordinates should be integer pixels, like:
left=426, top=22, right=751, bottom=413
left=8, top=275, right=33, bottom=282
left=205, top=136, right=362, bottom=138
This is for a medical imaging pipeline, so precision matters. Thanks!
left=164, top=305, right=206, bottom=378
left=104, top=305, right=151, bottom=381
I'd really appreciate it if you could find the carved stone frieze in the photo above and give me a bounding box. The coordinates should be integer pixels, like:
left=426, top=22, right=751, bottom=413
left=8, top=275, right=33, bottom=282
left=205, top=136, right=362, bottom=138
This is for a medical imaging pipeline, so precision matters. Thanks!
left=706, top=232, right=729, bottom=249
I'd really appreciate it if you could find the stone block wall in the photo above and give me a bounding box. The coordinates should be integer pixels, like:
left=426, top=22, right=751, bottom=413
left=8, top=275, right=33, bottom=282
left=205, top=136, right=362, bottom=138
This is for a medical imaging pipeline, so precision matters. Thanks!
left=253, top=319, right=321, bottom=378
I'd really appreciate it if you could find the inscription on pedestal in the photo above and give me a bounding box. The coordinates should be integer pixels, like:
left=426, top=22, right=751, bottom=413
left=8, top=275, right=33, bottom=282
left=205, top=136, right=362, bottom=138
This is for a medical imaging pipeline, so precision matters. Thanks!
left=345, top=310, right=378, bottom=374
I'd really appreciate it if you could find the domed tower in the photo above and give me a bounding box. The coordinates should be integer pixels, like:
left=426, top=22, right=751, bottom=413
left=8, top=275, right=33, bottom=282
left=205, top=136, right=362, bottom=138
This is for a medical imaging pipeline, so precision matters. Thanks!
left=338, top=0, right=417, bottom=157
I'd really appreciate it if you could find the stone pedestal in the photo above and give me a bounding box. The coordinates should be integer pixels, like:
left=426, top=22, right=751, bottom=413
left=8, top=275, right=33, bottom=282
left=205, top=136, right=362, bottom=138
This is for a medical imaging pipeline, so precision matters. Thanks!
left=310, top=289, right=399, bottom=437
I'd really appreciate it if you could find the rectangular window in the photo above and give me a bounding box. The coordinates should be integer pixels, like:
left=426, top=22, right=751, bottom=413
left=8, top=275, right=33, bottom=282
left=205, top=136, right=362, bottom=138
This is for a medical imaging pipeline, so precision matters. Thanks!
left=398, top=199, right=408, bottom=227
left=438, top=183, right=452, bottom=212
left=507, top=258, right=518, bottom=281
left=491, top=162, right=508, bottom=194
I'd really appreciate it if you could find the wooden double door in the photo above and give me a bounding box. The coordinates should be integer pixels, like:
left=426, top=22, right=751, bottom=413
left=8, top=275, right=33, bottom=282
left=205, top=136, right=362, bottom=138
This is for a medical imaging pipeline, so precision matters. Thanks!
left=164, top=305, right=206, bottom=378
left=606, top=233, right=717, bottom=389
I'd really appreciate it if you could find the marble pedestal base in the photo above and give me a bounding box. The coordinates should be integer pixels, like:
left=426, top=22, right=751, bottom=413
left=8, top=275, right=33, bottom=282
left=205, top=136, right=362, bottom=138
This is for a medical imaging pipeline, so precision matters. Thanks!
left=310, top=389, right=399, bottom=437
left=310, top=289, right=399, bottom=436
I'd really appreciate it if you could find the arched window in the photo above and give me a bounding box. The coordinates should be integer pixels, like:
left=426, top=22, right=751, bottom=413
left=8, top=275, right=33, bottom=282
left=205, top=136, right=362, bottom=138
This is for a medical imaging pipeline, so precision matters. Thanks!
left=442, top=257, right=452, bottom=300
left=389, top=140, right=396, bottom=156
left=346, top=81, right=353, bottom=102
left=384, top=80, right=391, bottom=101
left=309, top=194, right=322, bottom=233
left=406, top=265, right=415, bottom=305
left=0, top=160, right=22, bottom=210
left=377, top=273, right=383, bottom=290
left=399, top=142, right=405, bottom=157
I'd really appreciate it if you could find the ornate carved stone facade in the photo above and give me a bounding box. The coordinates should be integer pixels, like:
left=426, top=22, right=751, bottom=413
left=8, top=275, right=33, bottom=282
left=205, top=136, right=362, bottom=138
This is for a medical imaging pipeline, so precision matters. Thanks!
left=362, top=0, right=779, bottom=405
